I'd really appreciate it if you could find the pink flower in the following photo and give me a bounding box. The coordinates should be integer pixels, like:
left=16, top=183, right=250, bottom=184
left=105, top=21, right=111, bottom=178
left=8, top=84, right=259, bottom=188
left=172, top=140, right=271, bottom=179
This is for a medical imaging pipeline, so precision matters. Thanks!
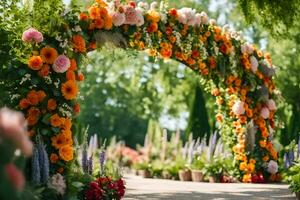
left=260, top=107, right=270, bottom=119
left=232, top=100, right=245, bottom=115
left=5, top=164, right=25, bottom=192
left=241, top=43, right=254, bottom=54
left=267, top=99, right=277, bottom=111
left=124, top=6, right=139, bottom=25
left=0, top=108, right=33, bottom=157
left=200, top=12, right=209, bottom=25
left=267, top=160, right=278, bottom=174
left=22, top=28, right=43, bottom=43
left=135, top=9, right=144, bottom=26
left=177, top=8, right=196, bottom=26
left=110, top=11, right=126, bottom=26
left=195, top=13, right=201, bottom=26
left=250, top=56, right=258, bottom=73
left=52, top=55, right=70, bottom=73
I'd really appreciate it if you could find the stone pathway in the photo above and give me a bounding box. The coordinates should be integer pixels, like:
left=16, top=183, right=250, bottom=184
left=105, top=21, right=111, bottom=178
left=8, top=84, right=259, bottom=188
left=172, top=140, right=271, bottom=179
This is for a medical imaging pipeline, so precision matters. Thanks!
left=124, top=174, right=295, bottom=200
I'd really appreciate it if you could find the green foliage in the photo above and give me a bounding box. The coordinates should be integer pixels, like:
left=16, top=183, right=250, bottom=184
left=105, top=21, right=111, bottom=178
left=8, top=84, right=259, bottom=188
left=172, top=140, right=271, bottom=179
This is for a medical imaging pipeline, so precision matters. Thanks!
left=238, top=0, right=300, bottom=38
left=286, top=161, right=300, bottom=193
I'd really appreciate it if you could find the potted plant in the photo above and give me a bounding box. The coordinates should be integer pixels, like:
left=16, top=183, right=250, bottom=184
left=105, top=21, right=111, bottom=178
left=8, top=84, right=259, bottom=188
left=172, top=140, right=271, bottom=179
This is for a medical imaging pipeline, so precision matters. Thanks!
left=286, top=161, right=300, bottom=199
left=203, top=159, right=223, bottom=183
left=191, top=156, right=204, bottom=182
left=134, top=162, right=152, bottom=178
left=178, top=167, right=192, bottom=181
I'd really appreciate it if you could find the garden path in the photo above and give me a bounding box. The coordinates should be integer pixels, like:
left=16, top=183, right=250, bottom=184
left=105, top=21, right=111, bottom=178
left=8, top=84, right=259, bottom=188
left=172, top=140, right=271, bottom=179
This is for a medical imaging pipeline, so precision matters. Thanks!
left=124, top=174, right=294, bottom=200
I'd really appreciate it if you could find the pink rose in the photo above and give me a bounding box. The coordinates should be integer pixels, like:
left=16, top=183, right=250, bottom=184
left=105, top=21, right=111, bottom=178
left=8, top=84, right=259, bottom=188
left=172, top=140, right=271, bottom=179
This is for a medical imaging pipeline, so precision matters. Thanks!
left=267, top=160, right=278, bottom=174
left=195, top=13, right=201, bottom=26
left=260, top=107, right=270, bottom=119
left=200, top=12, right=209, bottom=25
left=124, top=6, right=144, bottom=26
left=232, top=100, right=245, bottom=115
left=5, top=164, right=25, bottom=192
left=52, top=55, right=70, bottom=73
left=110, top=11, right=126, bottom=26
left=250, top=56, right=258, bottom=73
left=22, top=28, right=43, bottom=43
left=0, top=108, right=33, bottom=157
left=267, top=99, right=277, bottom=111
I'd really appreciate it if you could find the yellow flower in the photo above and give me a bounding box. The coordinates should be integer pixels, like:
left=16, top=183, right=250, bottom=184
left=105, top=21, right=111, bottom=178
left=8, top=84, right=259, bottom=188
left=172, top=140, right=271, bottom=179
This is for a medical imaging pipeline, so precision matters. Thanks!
left=59, top=145, right=73, bottom=162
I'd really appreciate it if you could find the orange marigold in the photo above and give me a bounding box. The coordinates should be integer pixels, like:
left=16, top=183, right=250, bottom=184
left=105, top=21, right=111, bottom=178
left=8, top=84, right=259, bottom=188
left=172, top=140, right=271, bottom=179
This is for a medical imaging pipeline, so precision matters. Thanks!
left=59, top=145, right=73, bottom=162
left=28, top=56, right=43, bottom=70
left=40, top=47, right=58, bottom=64
left=38, top=64, right=50, bottom=77
left=69, top=59, right=77, bottom=71
left=19, top=98, right=30, bottom=109
left=66, top=70, right=76, bottom=81
left=147, top=22, right=158, bottom=33
left=72, top=35, right=86, bottom=53
left=27, top=90, right=39, bottom=106
left=37, top=90, right=46, bottom=102
left=61, top=80, right=78, bottom=100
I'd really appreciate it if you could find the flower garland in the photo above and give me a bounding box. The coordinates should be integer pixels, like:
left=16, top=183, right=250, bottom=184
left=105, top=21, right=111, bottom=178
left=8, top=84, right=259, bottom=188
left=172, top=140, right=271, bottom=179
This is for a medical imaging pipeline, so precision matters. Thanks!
left=15, top=0, right=280, bottom=182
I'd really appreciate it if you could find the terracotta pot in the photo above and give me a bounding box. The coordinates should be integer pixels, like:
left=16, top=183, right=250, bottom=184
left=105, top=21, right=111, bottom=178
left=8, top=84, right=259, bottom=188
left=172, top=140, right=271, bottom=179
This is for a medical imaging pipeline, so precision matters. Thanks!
left=162, top=171, right=172, bottom=179
left=296, top=192, right=300, bottom=200
left=138, top=170, right=151, bottom=178
left=191, top=170, right=204, bottom=182
left=178, top=169, right=192, bottom=181
left=208, top=176, right=217, bottom=183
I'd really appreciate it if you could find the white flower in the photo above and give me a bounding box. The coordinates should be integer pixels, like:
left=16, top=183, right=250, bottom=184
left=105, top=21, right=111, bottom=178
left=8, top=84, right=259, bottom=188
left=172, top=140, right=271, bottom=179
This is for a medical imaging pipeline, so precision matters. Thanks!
left=267, top=99, right=277, bottom=111
left=74, top=25, right=82, bottom=32
left=267, top=160, right=278, bottom=174
left=200, top=12, right=209, bottom=25
left=138, top=2, right=149, bottom=10
left=250, top=56, right=258, bottom=73
left=150, top=2, right=158, bottom=10
left=48, top=173, right=66, bottom=195
left=195, top=13, right=201, bottom=26
left=177, top=8, right=196, bottom=26
left=232, top=100, right=245, bottom=115
left=209, top=19, right=216, bottom=25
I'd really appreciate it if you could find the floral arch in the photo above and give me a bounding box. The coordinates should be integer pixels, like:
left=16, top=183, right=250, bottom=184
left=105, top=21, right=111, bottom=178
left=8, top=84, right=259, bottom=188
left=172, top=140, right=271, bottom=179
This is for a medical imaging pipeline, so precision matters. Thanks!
left=16, top=0, right=279, bottom=183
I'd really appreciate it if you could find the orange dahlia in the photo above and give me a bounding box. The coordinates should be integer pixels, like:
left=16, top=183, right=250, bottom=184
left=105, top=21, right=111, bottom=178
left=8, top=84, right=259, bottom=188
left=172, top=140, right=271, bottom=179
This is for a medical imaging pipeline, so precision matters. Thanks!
left=61, top=80, right=78, bottom=100
left=40, top=47, right=58, bottom=64
left=19, top=98, right=30, bottom=109
left=50, top=114, right=63, bottom=127
left=28, top=56, right=43, bottom=70
left=27, top=90, right=39, bottom=105
left=47, top=99, right=57, bottom=111
left=38, top=64, right=50, bottom=77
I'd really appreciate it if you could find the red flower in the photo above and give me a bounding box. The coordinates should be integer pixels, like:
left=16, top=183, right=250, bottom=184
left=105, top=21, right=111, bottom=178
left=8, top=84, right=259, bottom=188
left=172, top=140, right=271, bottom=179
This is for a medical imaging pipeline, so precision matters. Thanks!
left=85, top=182, right=103, bottom=200
left=169, top=8, right=178, bottom=17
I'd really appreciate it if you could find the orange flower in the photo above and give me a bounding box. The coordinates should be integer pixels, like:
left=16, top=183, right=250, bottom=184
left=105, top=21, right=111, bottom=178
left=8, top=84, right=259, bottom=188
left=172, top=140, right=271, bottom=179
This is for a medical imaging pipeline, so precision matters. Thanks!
left=146, top=10, right=160, bottom=23
left=40, top=47, right=58, bottom=64
left=72, top=35, right=86, bottom=53
left=88, top=6, right=100, bottom=19
left=160, top=48, right=172, bottom=58
left=59, top=145, right=73, bottom=162
left=62, top=118, right=72, bottom=130
left=79, top=12, right=89, bottom=21
left=50, top=153, right=59, bottom=164
left=66, top=70, right=76, bottom=81
left=169, top=8, right=178, bottom=17
left=147, top=22, right=158, bottom=33
left=73, top=103, right=80, bottom=114
left=50, top=114, right=63, bottom=127
left=89, top=41, right=97, bottom=50
left=216, top=113, right=223, bottom=122
left=208, top=57, right=216, bottom=69
left=94, top=18, right=104, bottom=29
left=77, top=72, right=85, bottom=81
left=37, top=90, right=46, bottom=102
left=51, top=133, right=67, bottom=149
left=242, top=174, right=251, bottom=183
left=61, top=80, right=78, bottom=100
left=104, top=15, right=113, bottom=30
left=38, top=64, right=50, bottom=77
left=28, top=56, right=43, bottom=70
left=263, top=155, right=269, bottom=162
left=69, top=59, right=77, bottom=71
left=239, top=162, right=247, bottom=171
left=27, top=90, right=39, bottom=105
left=47, top=99, right=57, bottom=111
left=19, top=98, right=30, bottom=109
left=259, top=140, right=266, bottom=148
left=211, top=88, right=220, bottom=96
left=27, top=116, right=38, bottom=126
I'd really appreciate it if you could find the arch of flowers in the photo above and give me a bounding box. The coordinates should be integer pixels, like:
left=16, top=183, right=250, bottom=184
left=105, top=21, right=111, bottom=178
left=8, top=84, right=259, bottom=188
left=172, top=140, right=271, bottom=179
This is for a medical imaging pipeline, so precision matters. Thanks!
left=17, top=0, right=279, bottom=183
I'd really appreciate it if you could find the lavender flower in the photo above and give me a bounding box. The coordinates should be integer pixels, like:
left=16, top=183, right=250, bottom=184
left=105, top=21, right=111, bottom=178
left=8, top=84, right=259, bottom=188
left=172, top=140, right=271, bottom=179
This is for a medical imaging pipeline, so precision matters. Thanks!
left=283, top=152, right=290, bottom=169
left=38, top=142, right=49, bottom=184
left=88, top=155, right=93, bottom=175
left=31, top=147, right=41, bottom=184
left=289, top=149, right=295, bottom=164
left=81, top=147, right=88, bottom=173
left=100, top=150, right=106, bottom=174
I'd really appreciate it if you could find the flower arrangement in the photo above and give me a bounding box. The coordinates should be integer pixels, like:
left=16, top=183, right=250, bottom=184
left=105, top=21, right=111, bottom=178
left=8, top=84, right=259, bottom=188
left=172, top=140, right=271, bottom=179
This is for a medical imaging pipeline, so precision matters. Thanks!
left=3, top=0, right=280, bottom=185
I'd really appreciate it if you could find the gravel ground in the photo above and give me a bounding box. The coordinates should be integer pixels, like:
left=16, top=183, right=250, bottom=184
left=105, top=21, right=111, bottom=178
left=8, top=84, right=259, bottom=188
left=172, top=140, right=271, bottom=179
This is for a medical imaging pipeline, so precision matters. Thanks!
left=124, top=174, right=295, bottom=200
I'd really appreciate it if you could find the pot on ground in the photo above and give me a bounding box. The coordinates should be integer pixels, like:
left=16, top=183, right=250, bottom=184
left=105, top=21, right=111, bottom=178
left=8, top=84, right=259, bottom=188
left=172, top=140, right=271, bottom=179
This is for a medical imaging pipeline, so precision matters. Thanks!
left=208, top=176, right=217, bottom=183
left=138, top=169, right=151, bottom=178
left=191, top=170, right=204, bottom=182
left=178, top=169, right=192, bottom=181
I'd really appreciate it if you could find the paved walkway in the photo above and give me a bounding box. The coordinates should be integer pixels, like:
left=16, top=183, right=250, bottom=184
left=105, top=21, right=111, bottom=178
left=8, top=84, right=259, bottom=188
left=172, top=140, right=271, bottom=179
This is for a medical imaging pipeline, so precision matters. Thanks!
left=124, top=174, right=295, bottom=200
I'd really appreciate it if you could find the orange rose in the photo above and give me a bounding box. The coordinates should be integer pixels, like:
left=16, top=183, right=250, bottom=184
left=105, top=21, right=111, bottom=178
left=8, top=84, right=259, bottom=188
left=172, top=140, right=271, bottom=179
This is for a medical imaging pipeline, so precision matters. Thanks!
left=37, top=90, right=46, bottom=102
left=66, top=70, right=76, bottom=81
left=38, top=64, right=50, bottom=77
left=19, top=98, right=30, bottom=109
left=59, top=145, right=73, bottom=162
left=28, top=56, right=43, bottom=70
left=47, top=99, right=57, bottom=111
left=50, top=114, right=62, bottom=127
left=79, top=12, right=89, bottom=21
left=51, top=132, right=72, bottom=149
left=62, top=118, right=72, bottom=130
left=27, top=90, right=39, bottom=105
left=72, top=35, right=86, bottom=53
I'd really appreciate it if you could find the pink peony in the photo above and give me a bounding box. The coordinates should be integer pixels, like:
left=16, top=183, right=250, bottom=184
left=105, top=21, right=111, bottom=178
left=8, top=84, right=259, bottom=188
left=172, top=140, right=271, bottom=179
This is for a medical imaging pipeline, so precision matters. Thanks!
left=0, top=108, right=32, bottom=157
left=5, top=164, right=25, bottom=192
left=195, top=13, right=201, bottom=26
left=250, top=56, right=258, bottom=73
left=267, top=160, right=278, bottom=174
left=232, top=100, right=245, bottom=115
left=135, top=9, right=144, bottom=26
left=260, top=107, right=270, bottom=119
left=110, top=11, right=126, bottom=26
left=22, top=28, right=43, bottom=43
left=200, top=12, right=209, bottom=25
left=267, top=99, right=277, bottom=111
left=177, top=8, right=196, bottom=26
left=52, top=55, right=70, bottom=73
